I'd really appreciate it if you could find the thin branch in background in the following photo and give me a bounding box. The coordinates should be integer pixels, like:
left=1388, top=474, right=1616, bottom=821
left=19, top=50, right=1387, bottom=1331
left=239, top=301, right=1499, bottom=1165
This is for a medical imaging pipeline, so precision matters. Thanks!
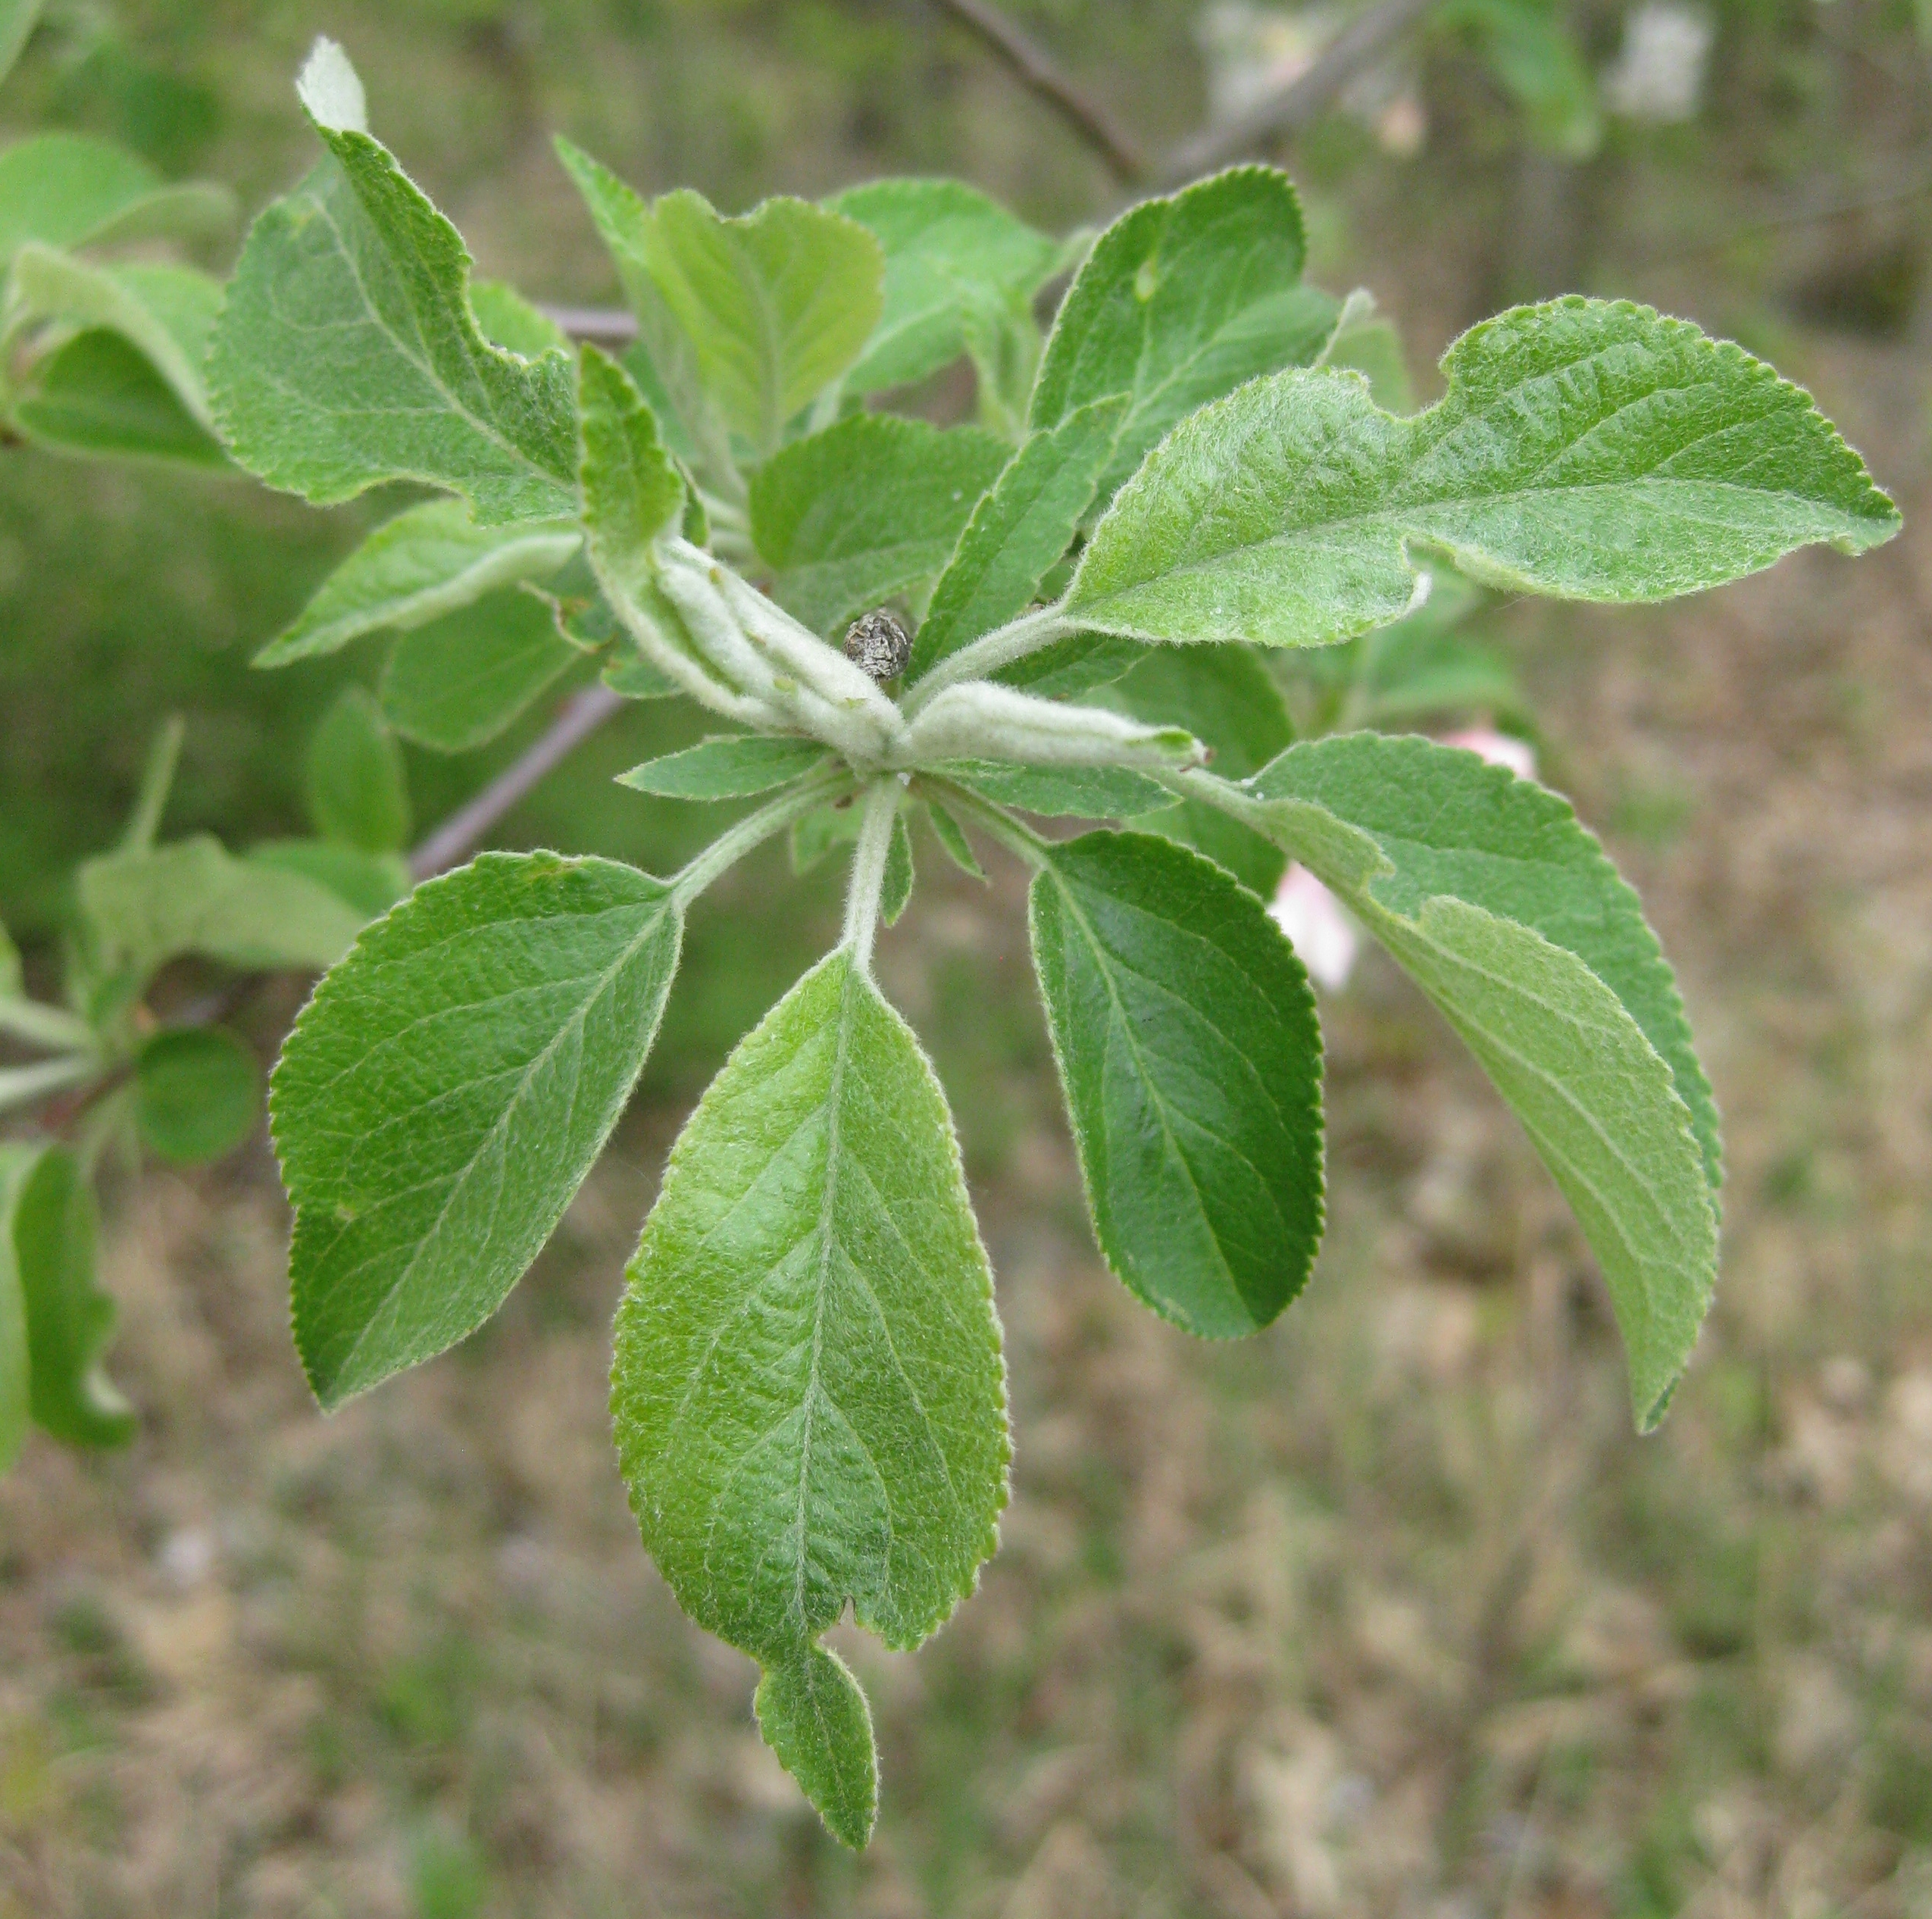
left=542, top=302, right=639, bottom=345
left=931, top=0, right=1150, bottom=183
left=409, top=682, right=627, bottom=880
left=1157, top=0, right=1437, bottom=185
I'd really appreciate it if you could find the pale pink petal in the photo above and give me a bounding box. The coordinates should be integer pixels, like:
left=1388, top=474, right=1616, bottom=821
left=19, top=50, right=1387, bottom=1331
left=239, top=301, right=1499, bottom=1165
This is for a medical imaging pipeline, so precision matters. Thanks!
left=1269, top=864, right=1358, bottom=991
left=1439, top=726, right=1537, bottom=781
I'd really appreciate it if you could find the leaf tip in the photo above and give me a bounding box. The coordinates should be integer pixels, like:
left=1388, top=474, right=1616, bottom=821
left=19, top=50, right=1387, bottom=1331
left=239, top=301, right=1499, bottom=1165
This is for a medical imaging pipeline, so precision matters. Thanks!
left=754, top=1646, right=879, bottom=1848
left=296, top=36, right=368, bottom=136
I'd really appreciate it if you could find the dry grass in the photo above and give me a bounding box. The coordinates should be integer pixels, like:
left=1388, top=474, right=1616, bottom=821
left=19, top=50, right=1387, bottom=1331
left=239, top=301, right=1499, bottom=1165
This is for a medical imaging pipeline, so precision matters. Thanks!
left=2, top=340, right=1930, bottom=1919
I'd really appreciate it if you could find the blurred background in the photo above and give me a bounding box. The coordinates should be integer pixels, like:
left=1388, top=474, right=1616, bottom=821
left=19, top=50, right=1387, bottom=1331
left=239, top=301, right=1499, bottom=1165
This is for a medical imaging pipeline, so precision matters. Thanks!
left=3, top=1, right=1932, bottom=1913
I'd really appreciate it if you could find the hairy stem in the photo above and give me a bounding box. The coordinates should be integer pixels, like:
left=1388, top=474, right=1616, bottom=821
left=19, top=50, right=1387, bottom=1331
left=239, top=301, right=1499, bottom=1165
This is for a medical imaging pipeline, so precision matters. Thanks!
left=840, top=779, right=905, bottom=974
left=672, top=764, right=855, bottom=910
left=901, top=606, right=1078, bottom=715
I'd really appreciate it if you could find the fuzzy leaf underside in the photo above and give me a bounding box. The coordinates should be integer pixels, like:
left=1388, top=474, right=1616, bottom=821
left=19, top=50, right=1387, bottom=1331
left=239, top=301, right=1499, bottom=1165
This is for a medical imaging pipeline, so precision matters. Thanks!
left=750, top=414, right=1009, bottom=636
left=1233, top=734, right=1718, bottom=1423
left=1030, top=166, right=1339, bottom=514
left=1069, top=298, right=1900, bottom=648
left=208, top=111, right=577, bottom=523
left=1030, top=832, right=1324, bottom=1337
left=263, top=499, right=580, bottom=664
left=612, top=952, right=1008, bottom=1846
left=272, top=852, right=682, bottom=1407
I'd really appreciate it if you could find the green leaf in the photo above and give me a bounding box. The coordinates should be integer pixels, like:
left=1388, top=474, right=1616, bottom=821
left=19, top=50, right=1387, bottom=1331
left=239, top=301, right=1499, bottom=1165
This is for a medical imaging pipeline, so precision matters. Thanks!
left=1030, top=167, right=1339, bottom=515
left=1069, top=298, right=1902, bottom=649
left=0, top=917, right=17, bottom=998
left=751, top=414, right=1008, bottom=636
left=1227, top=735, right=1719, bottom=1422
left=208, top=42, right=577, bottom=524
left=0, top=1145, right=33, bottom=1471
left=1245, top=733, right=1721, bottom=1188
left=996, top=630, right=1147, bottom=702
left=6, top=251, right=223, bottom=441
left=939, top=761, right=1170, bottom=820
left=134, top=1027, right=261, bottom=1166
left=577, top=345, right=689, bottom=633
left=247, top=839, right=411, bottom=920
left=378, top=587, right=581, bottom=752
left=1030, top=831, right=1324, bottom=1337
left=1097, top=645, right=1293, bottom=895
left=618, top=736, right=827, bottom=800
left=261, top=499, right=580, bottom=666
left=0, top=0, right=45, bottom=88
left=553, top=138, right=727, bottom=475
left=470, top=277, right=571, bottom=358
left=827, top=178, right=1058, bottom=396
left=10, top=327, right=225, bottom=467
left=78, top=836, right=368, bottom=986
left=882, top=811, right=914, bottom=926
left=611, top=950, right=1008, bottom=1846
left=0, top=132, right=232, bottom=264
left=273, top=852, right=683, bottom=1407
left=306, top=686, right=411, bottom=853
left=608, top=181, right=883, bottom=455
left=922, top=798, right=985, bottom=882
left=9, top=1145, right=136, bottom=1449
left=907, top=398, right=1127, bottom=683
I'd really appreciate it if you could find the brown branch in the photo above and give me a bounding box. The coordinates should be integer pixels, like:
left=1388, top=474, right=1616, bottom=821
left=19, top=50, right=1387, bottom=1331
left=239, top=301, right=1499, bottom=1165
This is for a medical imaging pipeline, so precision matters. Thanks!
left=410, top=682, right=627, bottom=880
left=931, top=0, right=1150, bottom=183
left=541, top=302, right=639, bottom=345
left=1156, top=0, right=1436, bottom=186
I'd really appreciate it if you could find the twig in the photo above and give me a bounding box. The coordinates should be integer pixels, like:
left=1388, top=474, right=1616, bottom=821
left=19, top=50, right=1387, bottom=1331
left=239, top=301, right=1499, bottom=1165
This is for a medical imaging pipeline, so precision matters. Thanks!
left=1156, top=0, right=1436, bottom=186
left=410, top=682, right=627, bottom=880
left=931, top=0, right=1150, bottom=183
left=540, top=302, right=639, bottom=345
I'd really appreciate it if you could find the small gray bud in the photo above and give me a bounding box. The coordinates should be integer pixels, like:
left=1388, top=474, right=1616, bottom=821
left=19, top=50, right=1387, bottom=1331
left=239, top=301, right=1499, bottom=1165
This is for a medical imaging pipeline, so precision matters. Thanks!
left=843, top=609, right=911, bottom=683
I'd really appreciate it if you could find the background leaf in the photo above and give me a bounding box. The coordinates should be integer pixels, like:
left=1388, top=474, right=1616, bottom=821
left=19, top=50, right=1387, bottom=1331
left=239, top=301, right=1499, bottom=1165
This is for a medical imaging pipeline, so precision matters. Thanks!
left=750, top=414, right=1008, bottom=636
left=1030, top=166, right=1339, bottom=515
left=1030, top=831, right=1324, bottom=1337
left=271, top=852, right=683, bottom=1407
left=11, top=1145, right=136, bottom=1448
left=378, top=588, right=582, bottom=752
left=611, top=951, right=1008, bottom=1846
left=828, top=177, right=1057, bottom=397
left=1070, top=298, right=1901, bottom=649
left=0, top=1144, right=33, bottom=1471
left=133, top=1027, right=261, bottom=1166
left=0, top=131, right=230, bottom=264
left=9, top=327, right=225, bottom=466
left=305, top=686, right=411, bottom=854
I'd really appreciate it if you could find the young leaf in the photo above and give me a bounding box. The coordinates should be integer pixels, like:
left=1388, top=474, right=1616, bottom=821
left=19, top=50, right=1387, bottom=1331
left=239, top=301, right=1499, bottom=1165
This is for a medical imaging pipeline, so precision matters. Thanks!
left=10, top=328, right=226, bottom=467
left=1243, top=732, right=1721, bottom=1187
left=260, top=499, right=580, bottom=666
left=618, top=736, right=827, bottom=801
left=1069, top=298, right=1901, bottom=649
left=78, top=836, right=367, bottom=986
left=271, top=852, right=683, bottom=1407
left=0, top=132, right=232, bottom=264
left=882, top=810, right=914, bottom=926
left=922, top=798, right=985, bottom=882
left=907, top=397, right=1127, bottom=683
left=611, top=951, right=1008, bottom=1846
left=827, top=178, right=1058, bottom=397
left=1030, top=167, right=1339, bottom=514
left=937, top=761, right=1171, bottom=820
left=9, top=1145, right=136, bottom=1448
left=1030, top=831, right=1324, bottom=1336
left=378, top=587, right=581, bottom=752
left=750, top=414, right=1008, bottom=636
left=0, top=1145, right=33, bottom=1471
left=306, top=686, right=411, bottom=854
left=614, top=183, right=883, bottom=455
left=208, top=42, right=577, bottom=524
left=7, top=250, right=223, bottom=433
left=134, top=1027, right=261, bottom=1166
